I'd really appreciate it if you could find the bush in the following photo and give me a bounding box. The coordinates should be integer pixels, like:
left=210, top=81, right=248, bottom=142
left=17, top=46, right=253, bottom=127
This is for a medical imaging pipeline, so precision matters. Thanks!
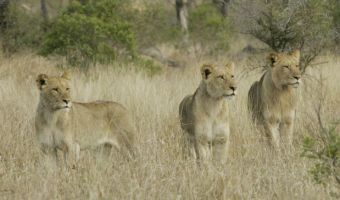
left=302, top=122, right=340, bottom=186
left=131, top=2, right=234, bottom=53
left=235, top=0, right=334, bottom=72
left=189, top=3, right=234, bottom=53
left=40, top=0, right=136, bottom=67
left=1, top=3, right=44, bottom=54
left=131, top=2, right=181, bottom=48
left=132, top=56, right=162, bottom=76
left=330, top=0, right=340, bottom=46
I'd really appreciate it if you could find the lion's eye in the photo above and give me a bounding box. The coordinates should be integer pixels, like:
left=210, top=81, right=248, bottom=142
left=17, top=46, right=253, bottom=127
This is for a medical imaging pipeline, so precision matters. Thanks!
left=66, top=88, right=70, bottom=91
left=283, top=65, right=289, bottom=69
left=52, top=88, right=58, bottom=92
left=231, top=75, right=234, bottom=78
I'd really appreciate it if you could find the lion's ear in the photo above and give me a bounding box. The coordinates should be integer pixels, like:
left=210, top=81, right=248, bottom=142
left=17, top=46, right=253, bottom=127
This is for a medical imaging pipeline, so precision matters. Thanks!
left=268, top=52, right=279, bottom=66
left=290, top=49, right=300, bottom=60
left=201, top=64, right=214, bottom=79
left=36, top=74, right=48, bottom=90
left=61, top=71, right=71, bottom=80
left=226, top=62, right=235, bottom=71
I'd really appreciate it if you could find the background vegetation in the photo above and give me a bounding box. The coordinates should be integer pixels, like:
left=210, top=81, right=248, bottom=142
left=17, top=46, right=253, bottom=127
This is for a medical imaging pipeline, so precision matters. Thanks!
left=39, top=0, right=137, bottom=67
left=1, top=0, right=340, bottom=68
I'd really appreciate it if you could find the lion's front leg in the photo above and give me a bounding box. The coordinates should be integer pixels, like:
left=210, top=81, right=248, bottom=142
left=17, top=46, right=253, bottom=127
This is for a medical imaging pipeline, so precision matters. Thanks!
left=40, top=143, right=59, bottom=166
left=37, top=131, right=60, bottom=167
left=280, top=115, right=294, bottom=147
left=212, top=125, right=229, bottom=163
left=182, top=133, right=197, bottom=160
left=194, top=123, right=212, bottom=161
left=194, top=135, right=211, bottom=161
left=60, top=137, right=80, bottom=169
left=263, top=117, right=280, bottom=150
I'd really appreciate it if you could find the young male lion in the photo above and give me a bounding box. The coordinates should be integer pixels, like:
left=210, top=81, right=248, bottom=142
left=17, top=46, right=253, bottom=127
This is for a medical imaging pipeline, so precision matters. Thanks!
left=248, top=50, right=302, bottom=149
left=35, top=72, right=135, bottom=166
left=179, top=63, right=236, bottom=163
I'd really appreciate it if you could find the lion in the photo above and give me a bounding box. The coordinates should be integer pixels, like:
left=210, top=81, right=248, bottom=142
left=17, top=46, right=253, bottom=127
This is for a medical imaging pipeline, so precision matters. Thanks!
left=179, top=63, right=237, bottom=163
left=35, top=72, right=135, bottom=166
left=248, top=50, right=302, bottom=149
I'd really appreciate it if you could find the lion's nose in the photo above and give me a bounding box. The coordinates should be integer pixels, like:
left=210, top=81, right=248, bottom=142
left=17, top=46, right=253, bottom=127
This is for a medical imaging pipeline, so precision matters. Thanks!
left=230, top=86, right=237, bottom=91
left=293, top=76, right=301, bottom=80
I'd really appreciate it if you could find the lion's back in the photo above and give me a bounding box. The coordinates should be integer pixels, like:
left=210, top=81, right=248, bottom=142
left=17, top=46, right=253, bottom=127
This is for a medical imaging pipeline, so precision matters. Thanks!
left=72, top=101, right=135, bottom=150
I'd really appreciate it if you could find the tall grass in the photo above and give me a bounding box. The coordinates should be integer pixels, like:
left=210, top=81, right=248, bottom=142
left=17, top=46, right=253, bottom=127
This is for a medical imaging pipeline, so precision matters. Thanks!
left=0, top=54, right=338, bottom=199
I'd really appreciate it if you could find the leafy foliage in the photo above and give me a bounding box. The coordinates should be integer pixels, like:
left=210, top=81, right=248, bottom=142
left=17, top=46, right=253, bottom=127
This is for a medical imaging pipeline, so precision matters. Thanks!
left=1, top=3, right=44, bottom=54
left=189, top=3, right=234, bottom=53
left=329, top=0, right=340, bottom=46
left=131, top=1, right=235, bottom=54
left=236, top=0, right=334, bottom=72
left=302, top=122, right=340, bottom=185
left=40, top=0, right=136, bottom=67
left=131, top=2, right=181, bottom=48
left=132, top=57, right=163, bottom=76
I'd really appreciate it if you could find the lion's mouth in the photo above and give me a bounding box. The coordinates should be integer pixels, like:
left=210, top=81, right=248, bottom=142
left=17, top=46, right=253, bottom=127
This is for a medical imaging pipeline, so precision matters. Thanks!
left=57, top=105, right=71, bottom=110
left=287, top=82, right=300, bottom=88
left=223, top=93, right=236, bottom=98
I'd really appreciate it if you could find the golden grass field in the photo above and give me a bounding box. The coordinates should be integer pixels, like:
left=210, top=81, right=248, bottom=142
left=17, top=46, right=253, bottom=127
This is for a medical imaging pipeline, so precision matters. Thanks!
left=0, top=54, right=339, bottom=199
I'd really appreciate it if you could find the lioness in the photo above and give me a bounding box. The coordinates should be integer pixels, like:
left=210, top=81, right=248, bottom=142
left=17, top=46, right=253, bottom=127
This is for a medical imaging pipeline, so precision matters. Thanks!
left=35, top=72, right=135, bottom=166
left=179, top=63, right=236, bottom=162
left=248, top=50, right=301, bottom=149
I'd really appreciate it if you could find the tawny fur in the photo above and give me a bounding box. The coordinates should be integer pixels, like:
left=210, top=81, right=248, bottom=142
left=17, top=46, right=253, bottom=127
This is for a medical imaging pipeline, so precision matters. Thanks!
left=35, top=72, right=135, bottom=166
left=248, top=50, right=302, bottom=149
left=179, top=63, right=237, bottom=162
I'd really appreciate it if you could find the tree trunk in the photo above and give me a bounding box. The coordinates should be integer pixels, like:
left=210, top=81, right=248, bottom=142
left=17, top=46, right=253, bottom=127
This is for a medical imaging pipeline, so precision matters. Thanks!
left=220, top=0, right=230, bottom=17
left=176, top=0, right=189, bottom=32
left=0, top=0, right=10, bottom=31
left=40, top=0, right=48, bottom=28
left=80, top=0, right=89, bottom=5
left=282, top=0, right=289, bottom=7
left=59, top=0, right=65, bottom=8
left=212, top=0, right=230, bottom=17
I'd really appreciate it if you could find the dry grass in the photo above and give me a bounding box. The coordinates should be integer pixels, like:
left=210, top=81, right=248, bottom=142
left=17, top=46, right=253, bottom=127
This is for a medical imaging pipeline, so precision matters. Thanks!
left=0, top=54, right=339, bottom=199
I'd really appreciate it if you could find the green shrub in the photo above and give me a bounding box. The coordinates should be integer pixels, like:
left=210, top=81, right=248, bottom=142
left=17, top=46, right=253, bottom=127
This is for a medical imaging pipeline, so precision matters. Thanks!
left=302, top=122, right=340, bottom=186
left=132, top=2, right=181, bottom=48
left=236, top=0, right=333, bottom=72
left=189, top=3, right=234, bottom=53
left=132, top=2, right=234, bottom=53
left=330, top=0, right=340, bottom=45
left=40, top=0, right=136, bottom=67
left=1, top=4, right=44, bottom=54
left=132, top=56, right=162, bottom=76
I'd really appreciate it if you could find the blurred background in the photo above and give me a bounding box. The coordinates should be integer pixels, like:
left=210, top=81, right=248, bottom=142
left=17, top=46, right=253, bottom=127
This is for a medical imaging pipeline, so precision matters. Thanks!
left=0, top=0, right=339, bottom=71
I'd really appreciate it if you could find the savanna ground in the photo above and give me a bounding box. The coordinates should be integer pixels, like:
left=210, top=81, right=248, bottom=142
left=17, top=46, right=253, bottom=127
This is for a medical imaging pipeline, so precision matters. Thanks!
left=0, top=53, right=339, bottom=199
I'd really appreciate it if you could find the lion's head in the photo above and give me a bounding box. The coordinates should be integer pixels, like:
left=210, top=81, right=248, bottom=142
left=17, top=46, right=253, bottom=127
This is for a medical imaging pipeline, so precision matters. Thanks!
left=36, top=72, right=72, bottom=111
left=200, top=63, right=237, bottom=99
left=269, top=50, right=302, bottom=89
